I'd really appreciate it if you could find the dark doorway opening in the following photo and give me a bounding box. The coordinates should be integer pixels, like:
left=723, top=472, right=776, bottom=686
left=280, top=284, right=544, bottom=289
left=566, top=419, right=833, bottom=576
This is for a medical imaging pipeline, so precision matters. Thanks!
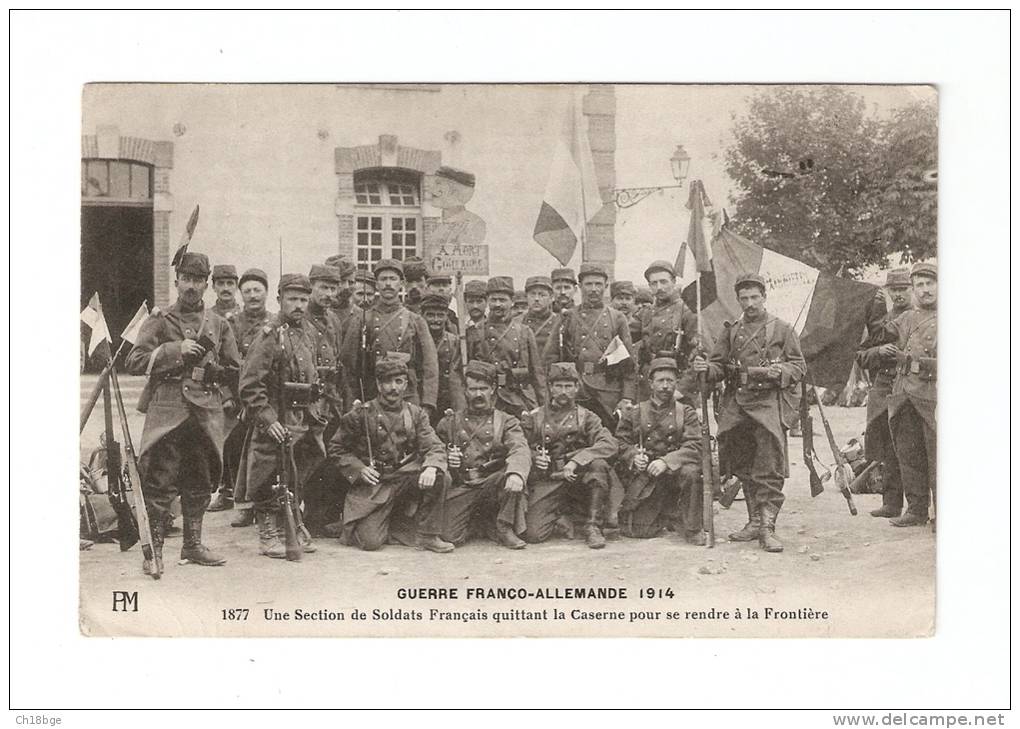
left=81, top=205, right=153, bottom=371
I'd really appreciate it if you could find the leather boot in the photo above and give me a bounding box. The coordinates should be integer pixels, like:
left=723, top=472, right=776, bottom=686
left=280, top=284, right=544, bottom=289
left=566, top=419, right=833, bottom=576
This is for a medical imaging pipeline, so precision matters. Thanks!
left=416, top=534, right=456, bottom=553
left=322, top=519, right=345, bottom=538
left=230, top=507, right=254, bottom=527
left=257, top=510, right=286, bottom=559
left=584, top=486, right=606, bottom=549
left=180, top=515, right=227, bottom=566
left=684, top=529, right=707, bottom=546
left=553, top=514, right=575, bottom=540
left=758, top=503, right=784, bottom=553
left=143, top=512, right=165, bottom=578
left=871, top=489, right=903, bottom=517
left=496, top=524, right=527, bottom=550
left=890, top=511, right=928, bottom=527
left=208, top=488, right=234, bottom=512
left=728, top=495, right=760, bottom=542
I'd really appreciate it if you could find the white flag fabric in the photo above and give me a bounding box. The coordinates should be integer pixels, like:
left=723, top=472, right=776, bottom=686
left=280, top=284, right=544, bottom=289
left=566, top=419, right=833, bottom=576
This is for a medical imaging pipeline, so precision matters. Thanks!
left=600, top=335, right=631, bottom=366
left=120, top=301, right=150, bottom=345
left=80, top=293, right=110, bottom=356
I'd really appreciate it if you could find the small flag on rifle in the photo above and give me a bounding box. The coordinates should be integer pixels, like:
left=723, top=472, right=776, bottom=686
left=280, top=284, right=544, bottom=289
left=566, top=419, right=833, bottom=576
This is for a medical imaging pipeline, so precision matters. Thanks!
left=80, top=293, right=110, bottom=356
left=599, top=335, right=631, bottom=367
left=120, top=301, right=150, bottom=345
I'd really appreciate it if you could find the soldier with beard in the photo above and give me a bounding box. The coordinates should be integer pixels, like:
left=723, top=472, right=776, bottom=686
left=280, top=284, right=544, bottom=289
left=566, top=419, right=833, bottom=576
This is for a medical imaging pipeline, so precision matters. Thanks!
left=421, top=293, right=466, bottom=422
left=551, top=267, right=578, bottom=313
left=328, top=359, right=453, bottom=552
left=468, top=276, right=547, bottom=415
left=235, top=274, right=324, bottom=558
left=426, top=273, right=459, bottom=332
left=543, top=263, right=637, bottom=429
left=692, top=273, right=806, bottom=553
left=125, top=252, right=241, bottom=575
left=463, top=279, right=488, bottom=327
left=211, top=264, right=240, bottom=320
left=325, top=255, right=363, bottom=344
left=634, top=260, right=701, bottom=403
left=614, top=358, right=704, bottom=543
left=882, top=262, right=937, bottom=529
left=209, top=267, right=274, bottom=521
left=402, top=256, right=428, bottom=314
left=437, top=360, right=530, bottom=549
left=520, top=276, right=559, bottom=355
left=521, top=362, right=619, bottom=549
left=856, top=268, right=913, bottom=518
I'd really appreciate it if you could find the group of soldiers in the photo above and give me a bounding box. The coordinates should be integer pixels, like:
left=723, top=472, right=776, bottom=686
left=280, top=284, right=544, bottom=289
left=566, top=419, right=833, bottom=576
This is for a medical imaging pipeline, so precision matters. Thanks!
left=122, top=246, right=937, bottom=577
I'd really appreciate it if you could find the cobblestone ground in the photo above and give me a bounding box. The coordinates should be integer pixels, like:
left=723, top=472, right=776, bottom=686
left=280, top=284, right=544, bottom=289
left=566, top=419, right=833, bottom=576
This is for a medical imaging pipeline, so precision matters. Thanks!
left=80, top=377, right=935, bottom=638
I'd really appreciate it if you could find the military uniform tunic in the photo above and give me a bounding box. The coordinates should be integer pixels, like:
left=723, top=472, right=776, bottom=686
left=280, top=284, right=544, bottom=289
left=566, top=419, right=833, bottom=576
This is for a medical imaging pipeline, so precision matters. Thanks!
left=884, top=307, right=937, bottom=518
left=614, top=397, right=703, bottom=538
left=520, top=404, right=618, bottom=543
left=633, top=294, right=702, bottom=400
left=125, top=300, right=242, bottom=528
left=521, top=310, right=560, bottom=357
left=339, top=301, right=440, bottom=410
left=235, top=316, right=327, bottom=509
left=705, top=313, right=806, bottom=511
left=306, top=302, right=346, bottom=423
left=543, top=302, right=638, bottom=427
left=328, top=399, right=447, bottom=550
left=436, top=408, right=531, bottom=543
left=468, top=315, right=547, bottom=414
left=434, top=329, right=467, bottom=419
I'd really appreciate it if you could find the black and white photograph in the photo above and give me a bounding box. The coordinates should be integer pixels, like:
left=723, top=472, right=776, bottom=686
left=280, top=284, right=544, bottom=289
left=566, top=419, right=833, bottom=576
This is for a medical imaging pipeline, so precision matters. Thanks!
left=8, top=9, right=1011, bottom=718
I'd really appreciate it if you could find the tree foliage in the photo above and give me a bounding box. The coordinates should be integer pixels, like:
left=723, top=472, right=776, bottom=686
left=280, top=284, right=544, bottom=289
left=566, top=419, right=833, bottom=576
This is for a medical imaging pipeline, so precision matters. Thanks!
left=725, top=87, right=937, bottom=276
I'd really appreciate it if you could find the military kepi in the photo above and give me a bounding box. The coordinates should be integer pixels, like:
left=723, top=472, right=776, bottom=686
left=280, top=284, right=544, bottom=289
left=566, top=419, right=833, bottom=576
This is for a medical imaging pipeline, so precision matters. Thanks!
left=548, top=362, right=579, bottom=383
left=734, top=272, right=767, bottom=293
left=239, top=267, right=269, bottom=289
left=551, top=267, right=577, bottom=284
left=212, top=264, right=238, bottom=281
left=910, top=261, right=937, bottom=280
left=611, top=280, right=636, bottom=297
left=648, top=357, right=679, bottom=377
left=885, top=268, right=911, bottom=288
left=464, top=360, right=497, bottom=384
left=376, top=358, right=409, bottom=380
left=487, top=276, right=515, bottom=295
left=644, top=260, right=675, bottom=280
left=579, top=262, right=608, bottom=281
left=436, top=166, right=476, bottom=188
left=525, top=275, right=553, bottom=292
left=308, top=264, right=341, bottom=283
left=278, top=273, right=312, bottom=294
left=420, top=293, right=450, bottom=311
left=176, top=252, right=211, bottom=278
left=373, top=258, right=404, bottom=279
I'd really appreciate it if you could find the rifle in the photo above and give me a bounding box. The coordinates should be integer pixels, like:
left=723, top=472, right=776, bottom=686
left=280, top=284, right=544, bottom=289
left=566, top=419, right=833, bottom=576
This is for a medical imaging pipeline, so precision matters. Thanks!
left=698, top=369, right=716, bottom=547
left=109, top=366, right=158, bottom=578
left=813, top=385, right=858, bottom=516
left=274, top=325, right=303, bottom=561
left=800, top=382, right=829, bottom=497
left=454, top=272, right=469, bottom=367
left=849, top=459, right=881, bottom=494
left=101, top=378, right=138, bottom=551
left=351, top=399, right=376, bottom=471
left=80, top=338, right=132, bottom=433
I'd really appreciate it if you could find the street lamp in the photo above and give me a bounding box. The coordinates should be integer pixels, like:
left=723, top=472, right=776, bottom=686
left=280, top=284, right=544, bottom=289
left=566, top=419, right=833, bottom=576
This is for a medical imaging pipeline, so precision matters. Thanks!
left=613, top=144, right=690, bottom=209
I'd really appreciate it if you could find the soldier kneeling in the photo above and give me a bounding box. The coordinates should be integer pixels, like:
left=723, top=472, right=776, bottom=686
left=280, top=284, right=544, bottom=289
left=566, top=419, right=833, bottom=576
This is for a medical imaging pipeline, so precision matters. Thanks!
left=328, top=359, right=453, bottom=553
left=521, top=363, right=619, bottom=549
left=436, top=361, right=531, bottom=549
left=614, top=358, right=705, bottom=544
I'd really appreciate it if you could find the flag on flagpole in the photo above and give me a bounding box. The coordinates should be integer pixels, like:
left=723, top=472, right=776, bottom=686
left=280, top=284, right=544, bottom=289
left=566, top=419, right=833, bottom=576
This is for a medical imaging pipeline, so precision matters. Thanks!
left=599, top=335, right=631, bottom=367
left=80, top=293, right=111, bottom=356
left=532, top=89, right=604, bottom=266
left=686, top=180, right=713, bottom=273
left=120, top=301, right=150, bottom=345
left=681, top=225, right=878, bottom=390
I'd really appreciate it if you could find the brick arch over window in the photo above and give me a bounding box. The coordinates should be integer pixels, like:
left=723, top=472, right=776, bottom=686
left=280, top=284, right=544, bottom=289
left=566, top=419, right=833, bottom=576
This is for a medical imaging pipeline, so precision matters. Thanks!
left=81, top=127, right=175, bottom=307
left=334, top=135, right=442, bottom=265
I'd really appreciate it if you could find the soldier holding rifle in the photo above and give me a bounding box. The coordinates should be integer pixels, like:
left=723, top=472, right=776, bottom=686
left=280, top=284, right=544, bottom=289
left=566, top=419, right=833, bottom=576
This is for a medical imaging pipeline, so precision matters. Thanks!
left=692, top=272, right=806, bottom=553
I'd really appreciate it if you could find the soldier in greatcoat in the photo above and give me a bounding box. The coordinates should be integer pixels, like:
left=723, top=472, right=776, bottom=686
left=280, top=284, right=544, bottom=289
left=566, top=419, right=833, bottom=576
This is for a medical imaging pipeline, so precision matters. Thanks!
left=211, top=263, right=240, bottom=320
left=692, top=272, right=806, bottom=553
left=855, top=268, right=913, bottom=518
left=235, top=274, right=325, bottom=558
left=125, top=252, right=241, bottom=576
left=614, top=358, right=704, bottom=544
left=421, top=293, right=466, bottom=423
left=437, top=361, right=531, bottom=549
left=520, top=275, right=559, bottom=355
left=327, top=359, right=452, bottom=553
left=521, top=363, right=619, bottom=549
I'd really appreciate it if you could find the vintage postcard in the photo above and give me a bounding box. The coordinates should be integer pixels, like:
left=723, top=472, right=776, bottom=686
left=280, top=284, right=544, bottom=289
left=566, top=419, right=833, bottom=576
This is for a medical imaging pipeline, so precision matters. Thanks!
left=78, top=82, right=937, bottom=638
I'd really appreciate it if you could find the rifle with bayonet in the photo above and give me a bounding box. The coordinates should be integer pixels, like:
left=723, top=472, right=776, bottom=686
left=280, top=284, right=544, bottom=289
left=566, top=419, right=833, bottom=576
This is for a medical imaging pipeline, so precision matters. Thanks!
left=698, top=351, right=717, bottom=547
left=454, top=272, right=469, bottom=367
left=812, top=385, right=858, bottom=516
left=800, top=382, right=830, bottom=498
left=274, top=325, right=303, bottom=561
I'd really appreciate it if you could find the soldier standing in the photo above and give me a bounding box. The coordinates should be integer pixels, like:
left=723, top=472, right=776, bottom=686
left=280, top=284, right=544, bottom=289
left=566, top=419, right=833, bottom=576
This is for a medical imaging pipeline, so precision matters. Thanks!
left=521, top=363, right=619, bottom=549
left=551, top=267, right=578, bottom=313
left=463, top=279, right=488, bottom=327
left=325, top=255, right=363, bottom=343
left=422, top=293, right=466, bottom=422
left=437, top=361, right=531, bottom=549
left=426, top=273, right=459, bottom=332
left=209, top=267, right=274, bottom=521
left=328, top=359, right=452, bottom=552
left=468, top=276, right=547, bottom=415
left=125, top=252, right=241, bottom=575
left=856, top=268, right=913, bottom=518
left=235, top=274, right=324, bottom=558
left=211, top=264, right=240, bottom=320
left=692, top=273, right=806, bottom=553
left=512, top=290, right=529, bottom=319
left=614, top=358, right=704, bottom=543
left=883, top=262, right=937, bottom=528
left=634, top=260, right=701, bottom=402
left=306, top=264, right=345, bottom=429
left=352, top=269, right=376, bottom=308
left=520, top=276, right=559, bottom=354
left=402, top=256, right=429, bottom=314
left=543, top=262, right=637, bottom=429
left=609, top=279, right=636, bottom=316
left=340, top=258, right=440, bottom=416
